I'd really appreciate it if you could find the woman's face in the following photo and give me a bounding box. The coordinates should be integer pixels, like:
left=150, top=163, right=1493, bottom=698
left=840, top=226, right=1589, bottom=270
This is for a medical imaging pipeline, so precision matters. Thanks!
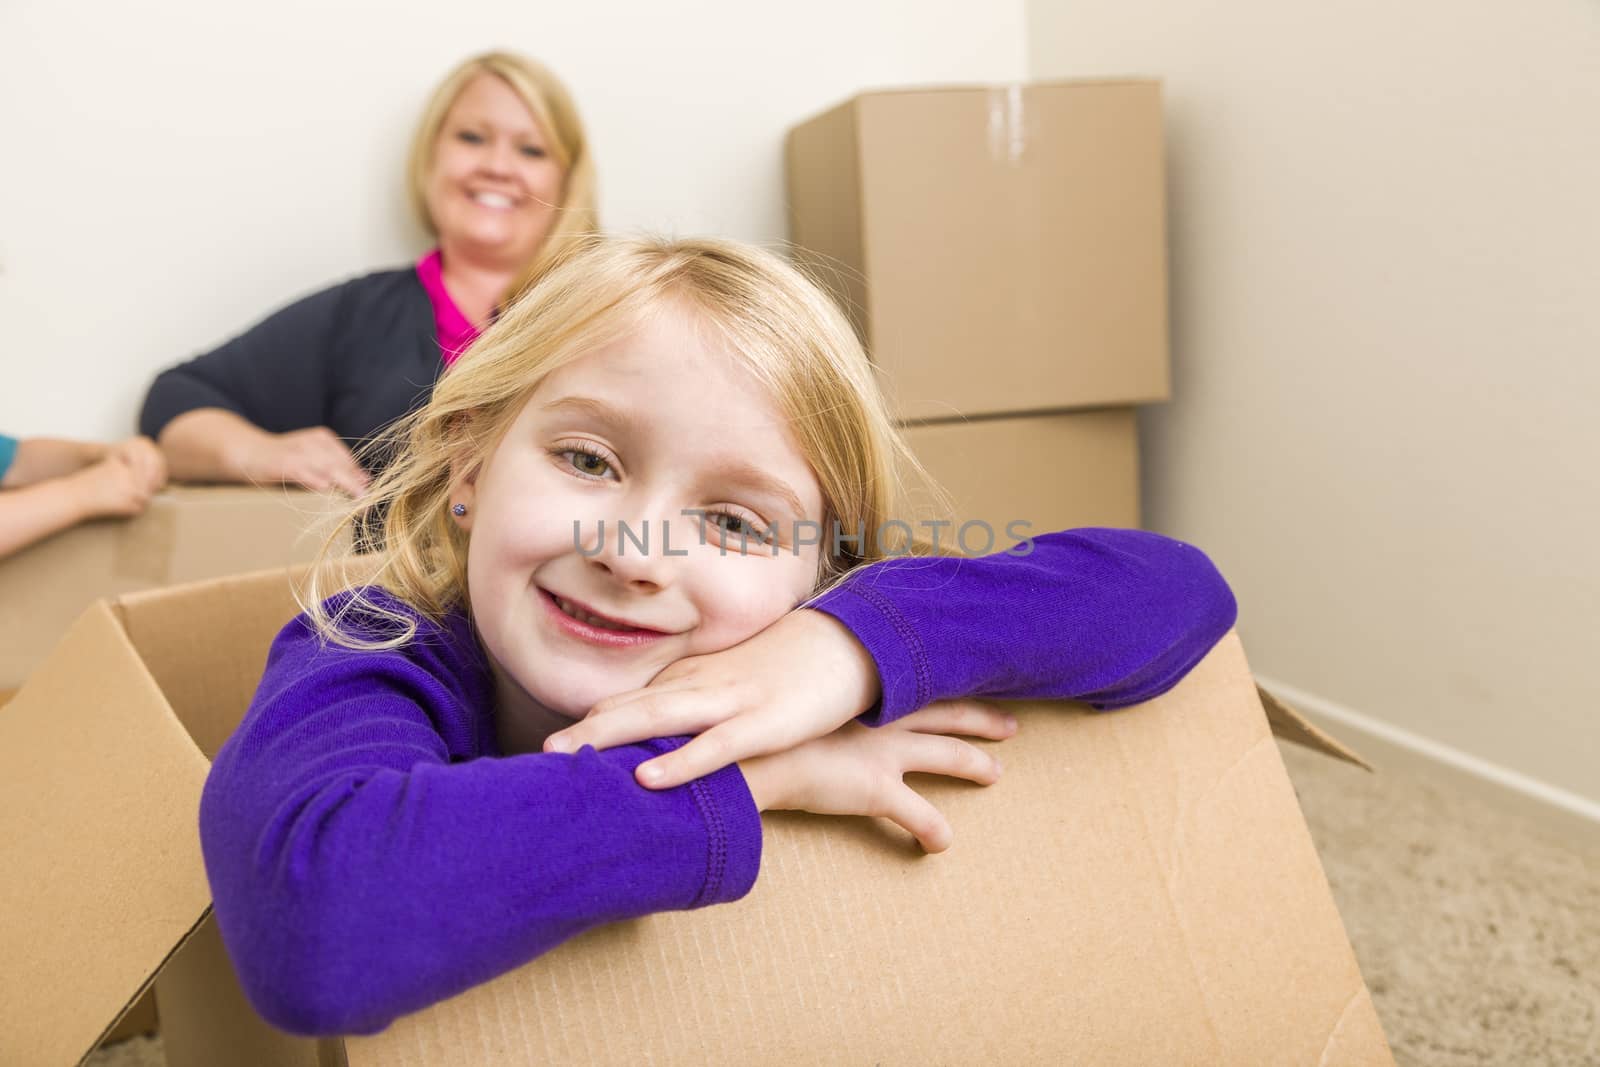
left=451, top=301, right=828, bottom=753
left=425, top=73, right=565, bottom=271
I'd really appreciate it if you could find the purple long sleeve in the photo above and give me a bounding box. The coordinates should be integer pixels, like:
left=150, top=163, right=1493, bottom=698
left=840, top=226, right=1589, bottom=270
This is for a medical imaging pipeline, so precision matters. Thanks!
left=202, top=528, right=1231, bottom=1036
left=805, top=528, right=1237, bottom=723
left=199, top=595, right=761, bottom=1037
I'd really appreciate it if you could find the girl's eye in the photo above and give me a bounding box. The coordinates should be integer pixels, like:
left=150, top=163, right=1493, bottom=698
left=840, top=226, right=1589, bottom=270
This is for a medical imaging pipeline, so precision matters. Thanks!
left=519, top=144, right=547, bottom=159
left=706, top=509, right=773, bottom=544
left=455, top=129, right=485, bottom=145
left=556, top=448, right=616, bottom=481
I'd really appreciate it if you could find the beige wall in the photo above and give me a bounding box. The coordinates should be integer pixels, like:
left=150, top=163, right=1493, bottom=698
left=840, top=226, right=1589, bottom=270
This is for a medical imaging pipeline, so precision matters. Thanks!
left=1028, top=1, right=1600, bottom=806
left=0, top=0, right=1026, bottom=439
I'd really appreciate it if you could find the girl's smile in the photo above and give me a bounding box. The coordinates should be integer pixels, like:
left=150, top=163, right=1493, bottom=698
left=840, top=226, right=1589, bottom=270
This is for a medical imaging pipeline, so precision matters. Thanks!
left=538, top=587, right=677, bottom=648
left=450, top=298, right=827, bottom=754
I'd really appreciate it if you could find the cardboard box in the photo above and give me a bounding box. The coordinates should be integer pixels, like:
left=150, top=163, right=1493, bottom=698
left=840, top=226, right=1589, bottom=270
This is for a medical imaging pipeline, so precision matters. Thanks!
left=1, top=567, right=1391, bottom=1065
left=787, top=79, right=1171, bottom=422
left=0, top=485, right=348, bottom=690
left=902, top=410, right=1141, bottom=537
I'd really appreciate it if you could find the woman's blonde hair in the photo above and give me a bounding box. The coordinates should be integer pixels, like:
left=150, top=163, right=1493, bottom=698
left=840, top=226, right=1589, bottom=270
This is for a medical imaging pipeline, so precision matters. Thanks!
left=307, top=235, right=945, bottom=650
left=406, top=51, right=599, bottom=302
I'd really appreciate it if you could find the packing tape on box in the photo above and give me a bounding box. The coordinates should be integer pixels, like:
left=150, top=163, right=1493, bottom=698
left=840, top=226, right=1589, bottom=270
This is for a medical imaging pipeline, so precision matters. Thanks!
left=113, top=495, right=178, bottom=584
left=987, top=84, right=1030, bottom=164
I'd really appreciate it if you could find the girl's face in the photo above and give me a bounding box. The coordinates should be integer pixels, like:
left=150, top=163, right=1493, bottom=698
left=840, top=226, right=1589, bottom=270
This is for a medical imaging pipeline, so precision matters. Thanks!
left=425, top=73, right=565, bottom=271
left=453, top=301, right=828, bottom=753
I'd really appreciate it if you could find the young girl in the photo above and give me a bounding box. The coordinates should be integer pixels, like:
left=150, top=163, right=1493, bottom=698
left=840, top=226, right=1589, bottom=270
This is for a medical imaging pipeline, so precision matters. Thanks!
left=0, top=433, right=167, bottom=558
left=200, top=236, right=1236, bottom=1037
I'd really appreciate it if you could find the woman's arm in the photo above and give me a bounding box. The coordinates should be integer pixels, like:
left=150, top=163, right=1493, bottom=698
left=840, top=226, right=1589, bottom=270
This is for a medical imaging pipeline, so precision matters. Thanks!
left=546, top=527, right=1238, bottom=787
left=156, top=410, right=367, bottom=495
left=140, top=282, right=367, bottom=493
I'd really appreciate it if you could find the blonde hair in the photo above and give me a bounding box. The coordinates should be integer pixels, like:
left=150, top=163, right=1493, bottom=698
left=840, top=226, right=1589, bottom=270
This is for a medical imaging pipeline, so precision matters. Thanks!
left=406, top=51, right=600, bottom=302
left=307, top=235, right=944, bottom=650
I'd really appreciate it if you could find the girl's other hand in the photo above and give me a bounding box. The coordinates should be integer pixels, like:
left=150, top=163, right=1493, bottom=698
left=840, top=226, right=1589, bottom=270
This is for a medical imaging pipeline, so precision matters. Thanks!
left=68, top=451, right=159, bottom=518
left=544, top=609, right=893, bottom=788
left=738, top=701, right=1015, bottom=853
left=109, top=435, right=168, bottom=494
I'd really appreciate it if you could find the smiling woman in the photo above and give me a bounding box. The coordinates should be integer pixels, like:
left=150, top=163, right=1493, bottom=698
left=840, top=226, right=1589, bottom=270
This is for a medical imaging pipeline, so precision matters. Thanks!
left=137, top=52, right=598, bottom=493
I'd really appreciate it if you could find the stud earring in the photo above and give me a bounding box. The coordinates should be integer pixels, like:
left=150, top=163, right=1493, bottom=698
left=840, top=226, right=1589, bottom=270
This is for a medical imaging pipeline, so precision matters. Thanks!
left=452, top=503, right=468, bottom=517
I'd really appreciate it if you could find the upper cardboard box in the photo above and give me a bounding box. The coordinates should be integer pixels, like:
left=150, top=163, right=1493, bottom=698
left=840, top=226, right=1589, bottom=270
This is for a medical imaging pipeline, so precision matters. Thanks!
left=0, top=485, right=347, bottom=689
left=786, top=79, right=1171, bottom=423
left=1, top=568, right=1386, bottom=1065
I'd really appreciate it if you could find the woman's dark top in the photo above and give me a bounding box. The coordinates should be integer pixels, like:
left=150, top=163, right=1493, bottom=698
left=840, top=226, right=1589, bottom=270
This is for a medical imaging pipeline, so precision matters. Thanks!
left=138, top=268, right=443, bottom=472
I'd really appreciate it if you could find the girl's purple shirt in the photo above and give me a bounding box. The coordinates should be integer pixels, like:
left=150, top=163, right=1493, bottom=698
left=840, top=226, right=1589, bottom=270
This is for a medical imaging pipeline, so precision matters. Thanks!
left=199, top=527, right=1235, bottom=1035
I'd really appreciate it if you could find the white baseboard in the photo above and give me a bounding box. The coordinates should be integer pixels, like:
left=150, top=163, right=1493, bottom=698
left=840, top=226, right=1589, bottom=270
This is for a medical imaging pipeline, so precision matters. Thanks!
left=1255, top=673, right=1600, bottom=826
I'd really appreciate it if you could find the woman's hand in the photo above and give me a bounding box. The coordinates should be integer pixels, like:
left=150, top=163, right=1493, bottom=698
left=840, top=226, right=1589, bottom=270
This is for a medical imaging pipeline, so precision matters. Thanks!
left=738, top=701, right=1014, bottom=853
left=545, top=608, right=957, bottom=789
left=241, top=427, right=369, bottom=497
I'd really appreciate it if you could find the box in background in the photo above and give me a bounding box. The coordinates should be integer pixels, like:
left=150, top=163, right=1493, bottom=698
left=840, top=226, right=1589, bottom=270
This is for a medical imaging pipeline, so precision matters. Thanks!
left=2, top=568, right=1390, bottom=1066
left=787, top=79, right=1171, bottom=422
left=0, top=485, right=349, bottom=691
left=901, top=409, right=1140, bottom=539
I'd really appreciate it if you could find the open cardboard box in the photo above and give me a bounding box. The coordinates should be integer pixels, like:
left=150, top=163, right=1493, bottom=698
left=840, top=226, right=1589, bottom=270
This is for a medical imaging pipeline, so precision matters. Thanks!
left=0, top=566, right=1393, bottom=1065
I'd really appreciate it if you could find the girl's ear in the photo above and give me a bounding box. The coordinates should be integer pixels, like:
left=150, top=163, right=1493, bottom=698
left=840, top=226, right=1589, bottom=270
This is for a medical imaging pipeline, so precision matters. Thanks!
left=447, top=449, right=481, bottom=533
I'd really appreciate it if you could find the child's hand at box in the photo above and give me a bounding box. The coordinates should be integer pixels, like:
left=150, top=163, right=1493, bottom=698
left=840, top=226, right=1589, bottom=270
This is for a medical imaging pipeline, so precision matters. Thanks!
left=738, top=701, right=1011, bottom=853
left=543, top=608, right=1010, bottom=790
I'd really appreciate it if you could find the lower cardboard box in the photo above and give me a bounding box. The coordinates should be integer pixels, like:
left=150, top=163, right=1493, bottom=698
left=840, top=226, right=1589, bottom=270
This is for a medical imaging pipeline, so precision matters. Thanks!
left=900, top=409, right=1140, bottom=540
left=0, top=567, right=1392, bottom=1066
left=0, top=485, right=349, bottom=692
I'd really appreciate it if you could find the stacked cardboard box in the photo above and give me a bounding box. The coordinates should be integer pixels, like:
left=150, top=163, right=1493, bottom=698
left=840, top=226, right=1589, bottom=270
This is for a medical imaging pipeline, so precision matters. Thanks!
left=786, top=79, right=1168, bottom=537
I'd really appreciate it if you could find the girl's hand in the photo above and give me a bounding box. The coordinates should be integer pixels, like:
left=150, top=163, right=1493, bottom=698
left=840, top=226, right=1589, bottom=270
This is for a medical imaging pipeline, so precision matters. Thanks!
left=66, top=451, right=159, bottom=518
left=544, top=609, right=901, bottom=788
left=738, top=701, right=1014, bottom=853
left=108, top=435, right=168, bottom=494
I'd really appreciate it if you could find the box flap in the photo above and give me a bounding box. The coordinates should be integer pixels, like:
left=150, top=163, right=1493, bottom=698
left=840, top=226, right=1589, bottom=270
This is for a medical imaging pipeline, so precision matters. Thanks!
left=0, top=601, right=213, bottom=1066
left=1258, top=683, right=1372, bottom=770
left=342, top=633, right=1392, bottom=1065
left=114, top=566, right=312, bottom=760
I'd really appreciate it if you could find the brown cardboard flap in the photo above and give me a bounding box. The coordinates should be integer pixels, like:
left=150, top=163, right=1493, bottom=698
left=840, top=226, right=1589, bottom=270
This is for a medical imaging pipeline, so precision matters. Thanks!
left=156, top=914, right=330, bottom=1067
left=115, top=567, right=310, bottom=760
left=1257, top=683, right=1373, bottom=770
left=344, top=632, right=1392, bottom=1065
left=0, top=602, right=213, bottom=1067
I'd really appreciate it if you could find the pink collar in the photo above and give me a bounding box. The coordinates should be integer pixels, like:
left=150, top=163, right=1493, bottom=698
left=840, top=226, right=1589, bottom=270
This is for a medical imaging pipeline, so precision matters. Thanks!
left=415, top=249, right=481, bottom=369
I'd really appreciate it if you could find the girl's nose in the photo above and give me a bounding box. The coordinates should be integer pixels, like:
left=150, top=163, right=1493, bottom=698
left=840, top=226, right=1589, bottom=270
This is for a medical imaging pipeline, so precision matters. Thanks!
left=583, top=518, right=680, bottom=593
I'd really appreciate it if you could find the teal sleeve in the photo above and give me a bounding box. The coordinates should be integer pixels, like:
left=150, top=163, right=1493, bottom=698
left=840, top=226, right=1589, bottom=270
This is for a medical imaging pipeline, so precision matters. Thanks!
left=0, top=434, right=17, bottom=483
